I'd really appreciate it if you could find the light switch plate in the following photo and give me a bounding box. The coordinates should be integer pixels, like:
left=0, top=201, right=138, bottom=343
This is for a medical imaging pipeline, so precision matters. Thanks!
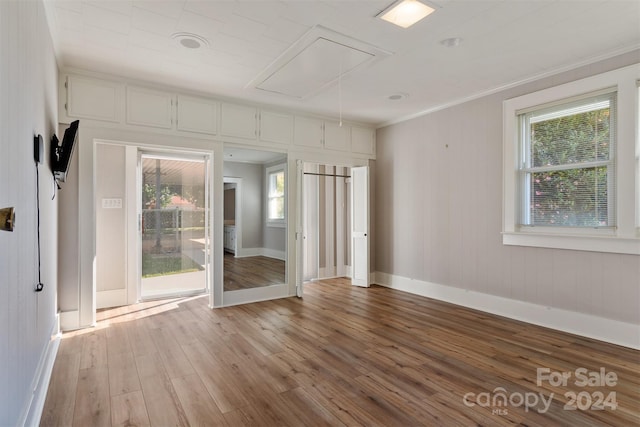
left=102, top=198, right=123, bottom=209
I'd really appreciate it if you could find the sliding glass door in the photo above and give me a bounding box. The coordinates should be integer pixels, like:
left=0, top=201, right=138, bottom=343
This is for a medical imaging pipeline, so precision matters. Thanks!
left=140, top=153, right=210, bottom=299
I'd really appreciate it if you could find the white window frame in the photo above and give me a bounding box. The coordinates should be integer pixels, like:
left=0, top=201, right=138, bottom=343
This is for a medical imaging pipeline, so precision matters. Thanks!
left=503, top=64, right=640, bottom=255
left=266, top=163, right=286, bottom=228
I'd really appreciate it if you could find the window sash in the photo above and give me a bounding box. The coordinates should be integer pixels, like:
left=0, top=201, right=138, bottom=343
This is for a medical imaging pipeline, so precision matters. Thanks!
left=267, top=169, right=285, bottom=222
left=518, top=91, right=616, bottom=228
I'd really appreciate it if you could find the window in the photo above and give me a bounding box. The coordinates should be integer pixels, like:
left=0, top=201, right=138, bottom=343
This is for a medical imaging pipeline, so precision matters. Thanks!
left=503, top=64, right=640, bottom=255
left=266, top=165, right=285, bottom=226
left=518, top=92, right=616, bottom=228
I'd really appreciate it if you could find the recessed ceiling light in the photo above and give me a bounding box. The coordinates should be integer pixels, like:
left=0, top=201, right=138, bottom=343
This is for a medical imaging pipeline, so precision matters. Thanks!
left=388, top=93, right=408, bottom=100
left=377, top=0, right=436, bottom=29
left=171, top=32, right=209, bottom=50
left=440, top=37, right=463, bottom=47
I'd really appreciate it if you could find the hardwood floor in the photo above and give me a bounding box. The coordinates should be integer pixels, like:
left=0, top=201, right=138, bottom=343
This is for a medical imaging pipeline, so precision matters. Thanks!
left=41, top=279, right=639, bottom=426
left=224, top=253, right=285, bottom=291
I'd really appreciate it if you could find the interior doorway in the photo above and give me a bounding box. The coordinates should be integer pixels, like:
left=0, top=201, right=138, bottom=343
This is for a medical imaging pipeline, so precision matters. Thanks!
left=139, top=153, right=210, bottom=299
left=297, top=161, right=370, bottom=296
left=221, top=146, right=289, bottom=305
left=302, top=163, right=352, bottom=282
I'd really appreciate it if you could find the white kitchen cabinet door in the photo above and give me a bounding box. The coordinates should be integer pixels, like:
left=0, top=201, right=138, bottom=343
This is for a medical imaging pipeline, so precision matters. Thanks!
left=293, top=116, right=324, bottom=148
left=324, top=121, right=351, bottom=152
left=126, top=86, right=174, bottom=129
left=221, top=103, right=257, bottom=140
left=177, top=95, right=218, bottom=135
left=260, top=110, right=294, bottom=145
left=351, top=126, right=375, bottom=155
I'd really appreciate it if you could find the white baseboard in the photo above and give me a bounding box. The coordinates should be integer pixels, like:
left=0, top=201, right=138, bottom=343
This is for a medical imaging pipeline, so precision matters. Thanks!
left=262, top=248, right=286, bottom=261
left=315, top=265, right=351, bottom=280
left=222, top=283, right=291, bottom=307
left=59, top=309, right=79, bottom=332
left=374, top=272, right=640, bottom=350
left=235, top=247, right=285, bottom=261
left=20, top=319, right=61, bottom=427
left=318, top=266, right=336, bottom=279
left=235, top=247, right=261, bottom=258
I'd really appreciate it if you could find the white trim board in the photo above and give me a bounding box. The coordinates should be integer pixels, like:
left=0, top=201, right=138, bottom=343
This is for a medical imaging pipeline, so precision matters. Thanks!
left=19, top=320, right=61, bottom=427
left=374, top=272, right=640, bottom=350
left=235, top=248, right=286, bottom=261
left=222, top=283, right=290, bottom=306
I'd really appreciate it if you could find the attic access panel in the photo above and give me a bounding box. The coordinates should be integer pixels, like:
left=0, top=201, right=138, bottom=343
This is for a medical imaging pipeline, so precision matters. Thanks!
left=249, top=26, right=391, bottom=99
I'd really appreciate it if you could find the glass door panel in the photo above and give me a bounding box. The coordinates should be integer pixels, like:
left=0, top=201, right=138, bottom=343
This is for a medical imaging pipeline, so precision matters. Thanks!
left=140, top=154, right=209, bottom=299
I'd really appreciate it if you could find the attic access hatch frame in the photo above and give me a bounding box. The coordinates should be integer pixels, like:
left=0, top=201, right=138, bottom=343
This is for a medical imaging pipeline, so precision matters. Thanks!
left=248, top=25, right=392, bottom=99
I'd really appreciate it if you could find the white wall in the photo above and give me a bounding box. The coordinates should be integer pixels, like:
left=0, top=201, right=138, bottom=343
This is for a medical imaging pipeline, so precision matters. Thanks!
left=57, top=138, right=79, bottom=313
left=95, top=143, right=126, bottom=293
left=0, top=0, right=60, bottom=424
left=375, top=50, right=640, bottom=347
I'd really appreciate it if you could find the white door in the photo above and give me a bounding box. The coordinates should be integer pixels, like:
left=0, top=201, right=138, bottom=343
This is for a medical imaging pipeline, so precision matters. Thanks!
left=350, top=166, right=369, bottom=287
left=296, top=160, right=304, bottom=297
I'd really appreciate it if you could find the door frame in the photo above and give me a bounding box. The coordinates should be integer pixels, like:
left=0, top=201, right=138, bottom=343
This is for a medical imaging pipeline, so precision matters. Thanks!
left=223, top=177, right=242, bottom=256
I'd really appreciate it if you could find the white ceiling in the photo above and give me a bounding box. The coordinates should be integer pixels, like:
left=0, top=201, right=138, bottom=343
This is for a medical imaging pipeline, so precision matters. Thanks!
left=44, top=0, right=640, bottom=126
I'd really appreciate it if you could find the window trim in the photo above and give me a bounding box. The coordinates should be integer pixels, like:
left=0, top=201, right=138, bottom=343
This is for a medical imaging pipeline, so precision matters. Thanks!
left=503, top=64, right=640, bottom=255
left=265, top=163, right=286, bottom=228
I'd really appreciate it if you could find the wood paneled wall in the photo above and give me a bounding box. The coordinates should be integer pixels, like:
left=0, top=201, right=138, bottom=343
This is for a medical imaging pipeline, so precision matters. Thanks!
left=0, top=0, right=60, bottom=424
left=375, top=50, right=640, bottom=326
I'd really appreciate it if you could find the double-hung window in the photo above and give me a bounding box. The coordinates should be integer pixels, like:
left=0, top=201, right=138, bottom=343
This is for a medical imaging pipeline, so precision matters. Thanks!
left=503, top=64, right=639, bottom=255
left=518, top=92, right=616, bottom=228
left=266, top=165, right=285, bottom=226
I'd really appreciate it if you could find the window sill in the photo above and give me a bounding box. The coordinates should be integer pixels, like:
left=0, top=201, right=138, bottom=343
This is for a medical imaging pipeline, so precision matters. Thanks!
left=502, top=231, right=640, bottom=255
left=266, top=221, right=286, bottom=229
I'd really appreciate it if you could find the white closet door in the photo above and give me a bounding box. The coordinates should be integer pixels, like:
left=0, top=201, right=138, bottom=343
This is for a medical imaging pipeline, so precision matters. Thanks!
left=350, top=166, right=369, bottom=287
left=296, top=160, right=305, bottom=297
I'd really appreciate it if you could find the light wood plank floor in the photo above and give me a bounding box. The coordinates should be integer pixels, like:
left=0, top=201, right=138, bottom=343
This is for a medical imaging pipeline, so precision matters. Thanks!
left=224, top=253, right=285, bottom=291
left=41, top=279, right=639, bottom=426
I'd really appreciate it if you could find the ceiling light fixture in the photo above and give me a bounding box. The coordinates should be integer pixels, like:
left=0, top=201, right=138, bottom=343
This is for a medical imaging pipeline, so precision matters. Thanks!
left=388, top=93, right=408, bottom=101
left=171, top=32, right=209, bottom=50
left=377, top=0, right=435, bottom=29
left=440, top=37, right=463, bottom=47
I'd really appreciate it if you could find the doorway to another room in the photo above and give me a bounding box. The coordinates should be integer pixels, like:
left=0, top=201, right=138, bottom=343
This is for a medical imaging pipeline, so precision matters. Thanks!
left=302, top=164, right=351, bottom=282
left=222, top=147, right=288, bottom=303
left=297, top=161, right=370, bottom=295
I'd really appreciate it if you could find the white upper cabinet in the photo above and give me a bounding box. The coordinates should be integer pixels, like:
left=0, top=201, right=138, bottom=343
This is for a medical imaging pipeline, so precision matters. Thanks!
left=351, top=126, right=375, bottom=155
left=221, top=103, right=257, bottom=139
left=66, top=75, right=121, bottom=122
left=294, top=116, right=324, bottom=148
left=259, top=110, right=293, bottom=145
left=126, top=86, right=174, bottom=129
left=177, top=95, right=218, bottom=135
left=324, top=121, right=351, bottom=152
left=62, top=73, right=377, bottom=159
